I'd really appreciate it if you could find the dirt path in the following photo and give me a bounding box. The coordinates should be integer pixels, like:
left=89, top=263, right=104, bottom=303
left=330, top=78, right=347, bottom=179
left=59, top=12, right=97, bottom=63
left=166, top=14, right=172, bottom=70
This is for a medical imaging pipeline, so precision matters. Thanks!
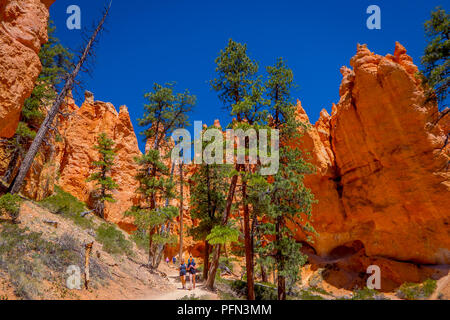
left=144, top=265, right=219, bottom=300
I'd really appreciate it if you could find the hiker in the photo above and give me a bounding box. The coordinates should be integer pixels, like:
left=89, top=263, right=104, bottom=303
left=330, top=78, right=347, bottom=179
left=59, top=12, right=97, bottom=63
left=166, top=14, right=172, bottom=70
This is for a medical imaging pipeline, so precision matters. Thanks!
left=187, top=255, right=196, bottom=290
left=172, top=256, right=176, bottom=266
left=165, top=257, right=169, bottom=266
left=179, top=260, right=187, bottom=289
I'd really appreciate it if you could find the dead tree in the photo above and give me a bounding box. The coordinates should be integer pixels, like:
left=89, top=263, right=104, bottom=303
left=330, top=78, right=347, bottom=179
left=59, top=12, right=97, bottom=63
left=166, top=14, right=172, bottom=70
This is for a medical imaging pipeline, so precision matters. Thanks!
left=9, top=3, right=111, bottom=195
left=84, top=242, right=94, bottom=290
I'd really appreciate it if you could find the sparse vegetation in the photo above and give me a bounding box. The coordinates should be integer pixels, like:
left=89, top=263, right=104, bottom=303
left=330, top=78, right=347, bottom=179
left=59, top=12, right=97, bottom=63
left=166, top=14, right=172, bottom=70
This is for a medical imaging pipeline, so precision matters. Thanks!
left=0, top=193, right=22, bottom=223
left=351, top=287, right=388, bottom=300
left=39, top=186, right=94, bottom=230
left=0, top=224, right=108, bottom=299
left=177, top=294, right=210, bottom=300
left=96, top=223, right=133, bottom=257
left=397, top=279, right=437, bottom=300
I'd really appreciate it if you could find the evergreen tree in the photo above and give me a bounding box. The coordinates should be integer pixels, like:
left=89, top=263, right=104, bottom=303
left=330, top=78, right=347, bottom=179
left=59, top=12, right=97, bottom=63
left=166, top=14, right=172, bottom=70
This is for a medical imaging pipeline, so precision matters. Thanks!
left=252, top=58, right=316, bottom=300
left=87, top=132, right=118, bottom=219
left=208, top=39, right=268, bottom=298
left=2, top=21, right=72, bottom=184
left=421, top=7, right=449, bottom=111
left=125, top=82, right=195, bottom=269
left=189, top=125, right=231, bottom=280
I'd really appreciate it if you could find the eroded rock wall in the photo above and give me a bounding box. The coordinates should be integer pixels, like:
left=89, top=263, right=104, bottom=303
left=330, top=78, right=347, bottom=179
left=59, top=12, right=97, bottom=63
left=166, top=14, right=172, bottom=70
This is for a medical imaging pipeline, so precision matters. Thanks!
left=297, top=42, right=450, bottom=266
left=0, top=0, right=55, bottom=138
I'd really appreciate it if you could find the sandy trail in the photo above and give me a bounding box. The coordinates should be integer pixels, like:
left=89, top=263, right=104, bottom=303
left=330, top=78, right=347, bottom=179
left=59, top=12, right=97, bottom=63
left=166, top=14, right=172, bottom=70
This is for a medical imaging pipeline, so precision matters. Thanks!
left=144, top=264, right=219, bottom=300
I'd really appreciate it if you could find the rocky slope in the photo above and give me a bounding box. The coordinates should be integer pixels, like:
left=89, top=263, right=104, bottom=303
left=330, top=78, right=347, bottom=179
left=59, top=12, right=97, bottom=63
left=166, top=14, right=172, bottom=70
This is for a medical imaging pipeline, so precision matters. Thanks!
left=293, top=42, right=449, bottom=286
left=0, top=0, right=54, bottom=138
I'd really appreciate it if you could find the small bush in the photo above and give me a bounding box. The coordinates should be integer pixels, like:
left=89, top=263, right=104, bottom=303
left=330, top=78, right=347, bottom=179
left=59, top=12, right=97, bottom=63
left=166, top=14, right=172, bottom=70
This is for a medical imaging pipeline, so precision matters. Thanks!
left=0, top=193, right=22, bottom=222
left=352, top=287, right=378, bottom=300
left=96, top=223, right=133, bottom=257
left=0, top=224, right=109, bottom=299
left=397, top=279, right=437, bottom=300
left=40, top=186, right=94, bottom=229
left=130, top=230, right=149, bottom=251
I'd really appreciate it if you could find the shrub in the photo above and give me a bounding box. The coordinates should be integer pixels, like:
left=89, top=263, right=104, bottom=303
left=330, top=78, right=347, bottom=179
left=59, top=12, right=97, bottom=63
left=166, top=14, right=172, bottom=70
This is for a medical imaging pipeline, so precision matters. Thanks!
left=352, top=287, right=379, bottom=300
left=0, top=193, right=22, bottom=222
left=40, top=186, right=94, bottom=229
left=397, top=279, right=437, bottom=300
left=130, top=230, right=149, bottom=251
left=96, top=223, right=133, bottom=257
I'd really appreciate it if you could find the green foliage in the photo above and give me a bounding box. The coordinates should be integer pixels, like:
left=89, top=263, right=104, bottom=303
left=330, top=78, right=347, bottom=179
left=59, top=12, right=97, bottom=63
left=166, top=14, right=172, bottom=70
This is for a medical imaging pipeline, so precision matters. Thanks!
left=87, top=133, right=118, bottom=218
left=130, top=82, right=194, bottom=267
left=211, top=39, right=263, bottom=119
left=96, top=223, right=133, bottom=257
left=420, top=7, right=449, bottom=109
left=0, top=193, right=22, bottom=221
left=206, top=225, right=240, bottom=245
left=251, top=58, right=315, bottom=296
left=189, top=134, right=231, bottom=250
left=39, top=186, right=94, bottom=230
left=351, top=287, right=379, bottom=300
left=139, top=82, right=195, bottom=146
left=130, top=230, right=150, bottom=251
left=397, top=279, right=437, bottom=300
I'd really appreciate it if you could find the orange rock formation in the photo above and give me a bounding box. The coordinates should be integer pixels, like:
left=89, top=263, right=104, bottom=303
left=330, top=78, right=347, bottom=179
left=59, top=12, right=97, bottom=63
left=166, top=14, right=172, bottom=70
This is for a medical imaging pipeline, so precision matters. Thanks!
left=295, top=43, right=450, bottom=267
left=0, top=0, right=55, bottom=138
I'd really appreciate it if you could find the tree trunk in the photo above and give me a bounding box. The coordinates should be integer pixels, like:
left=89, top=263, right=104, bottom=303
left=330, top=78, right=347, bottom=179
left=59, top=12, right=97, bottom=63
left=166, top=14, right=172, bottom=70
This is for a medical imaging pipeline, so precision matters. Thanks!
left=205, top=164, right=241, bottom=289
left=9, top=4, right=111, bottom=195
left=84, top=242, right=94, bottom=290
left=203, top=241, right=210, bottom=281
left=276, top=216, right=286, bottom=300
left=242, top=178, right=255, bottom=300
left=179, top=161, right=184, bottom=262
left=261, top=264, right=268, bottom=283
left=205, top=243, right=221, bottom=290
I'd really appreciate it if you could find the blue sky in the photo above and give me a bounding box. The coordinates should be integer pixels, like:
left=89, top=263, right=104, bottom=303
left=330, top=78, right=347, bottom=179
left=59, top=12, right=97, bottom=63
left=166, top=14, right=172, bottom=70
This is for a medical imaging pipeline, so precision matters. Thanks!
left=49, top=0, right=447, bottom=152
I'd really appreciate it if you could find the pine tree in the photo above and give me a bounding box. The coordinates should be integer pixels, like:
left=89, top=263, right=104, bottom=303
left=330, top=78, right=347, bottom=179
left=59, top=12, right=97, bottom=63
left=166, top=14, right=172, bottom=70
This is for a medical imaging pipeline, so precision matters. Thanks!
left=252, top=58, right=316, bottom=300
left=125, top=82, right=195, bottom=269
left=2, top=21, right=72, bottom=185
left=207, top=39, right=267, bottom=298
left=87, top=132, right=118, bottom=219
left=421, top=7, right=449, bottom=112
left=189, top=125, right=231, bottom=280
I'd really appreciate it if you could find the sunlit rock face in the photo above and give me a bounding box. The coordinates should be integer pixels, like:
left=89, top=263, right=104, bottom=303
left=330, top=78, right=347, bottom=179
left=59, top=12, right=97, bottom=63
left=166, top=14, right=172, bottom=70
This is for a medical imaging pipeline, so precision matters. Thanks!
left=0, top=0, right=55, bottom=138
left=51, top=92, right=142, bottom=230
left=294, top=43, right=450, bottom=268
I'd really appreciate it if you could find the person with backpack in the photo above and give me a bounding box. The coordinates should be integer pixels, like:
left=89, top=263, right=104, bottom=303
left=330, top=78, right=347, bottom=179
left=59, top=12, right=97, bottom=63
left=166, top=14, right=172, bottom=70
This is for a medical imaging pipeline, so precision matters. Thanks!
left=179, top=260, right=187, bottom=289
left=187, top=255, right=196, bottom=290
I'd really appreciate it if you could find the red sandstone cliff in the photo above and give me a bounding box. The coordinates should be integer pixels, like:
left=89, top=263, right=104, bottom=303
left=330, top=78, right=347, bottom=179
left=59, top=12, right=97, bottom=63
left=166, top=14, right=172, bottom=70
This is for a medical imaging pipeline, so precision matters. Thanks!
left=0, top=0, right=55, bottom=138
